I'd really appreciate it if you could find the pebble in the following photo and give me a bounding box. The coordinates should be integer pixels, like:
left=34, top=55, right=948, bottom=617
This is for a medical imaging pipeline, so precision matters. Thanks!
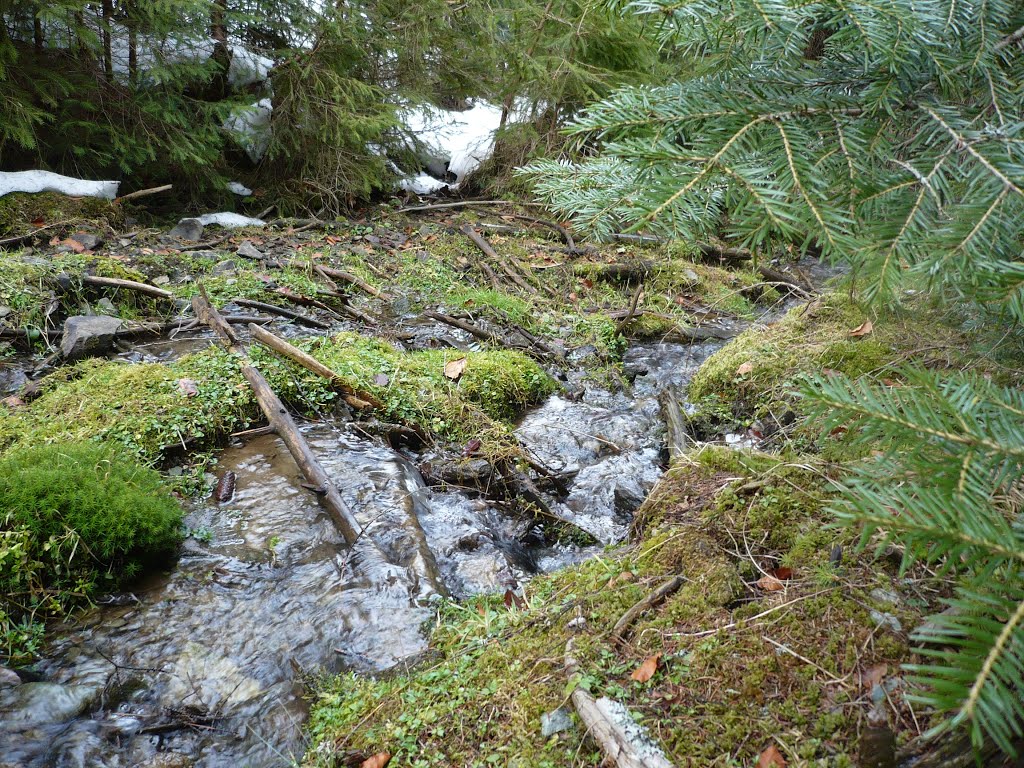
left=869, top=610, right=902, bottom=633
left=541, top=707, right=574, bottom=737
left=0, top=666, right=21, bottom=688
left=566, top=616, right=587, bottom=631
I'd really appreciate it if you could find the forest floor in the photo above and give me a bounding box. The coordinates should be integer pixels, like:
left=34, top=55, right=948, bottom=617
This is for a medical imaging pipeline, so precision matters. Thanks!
left=0, top=194, right=1011, bottom=767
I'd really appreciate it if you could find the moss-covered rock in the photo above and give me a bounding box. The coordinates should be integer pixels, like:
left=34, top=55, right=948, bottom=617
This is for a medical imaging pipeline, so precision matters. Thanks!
left=0, top=334, right=554, bottom=463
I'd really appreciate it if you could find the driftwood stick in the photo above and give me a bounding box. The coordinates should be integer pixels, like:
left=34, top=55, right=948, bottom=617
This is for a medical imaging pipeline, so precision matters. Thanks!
left=460, top=225, right=538, bottom=295
left=500, top=212, right=575, bottom=251
left=316, top=266, right=388, bottom=300
left=659, top=389, right=693, bottom=462
left=115, top=314, right=271, bottom=338
left=615, top=282, right=644, bottom=336
left=233, top=298, right=330, bottom=329
left=192, top=290, right=363, bottom=544
left=424, top=310, right=500, bottom=344
left=397, top=199, right=548, bottom=213
left=80, top=275, right=174, bottom=300
left=565, top=640, right=675, bottom=768
left=115, top=184, right=173, bottom=203
left=610, top=575, right=686, bottom=647
left=248, top=323, right=381, bottom=409
left=172, top=235, right=231, bottom=252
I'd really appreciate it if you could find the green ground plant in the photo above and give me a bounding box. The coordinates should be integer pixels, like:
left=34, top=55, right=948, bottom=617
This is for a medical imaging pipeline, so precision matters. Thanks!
left=0, top=441, right=183, bottom=662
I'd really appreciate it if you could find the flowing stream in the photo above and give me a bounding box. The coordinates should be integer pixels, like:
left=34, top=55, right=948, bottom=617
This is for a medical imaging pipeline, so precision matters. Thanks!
left=0, top=338, right=729, bottom=768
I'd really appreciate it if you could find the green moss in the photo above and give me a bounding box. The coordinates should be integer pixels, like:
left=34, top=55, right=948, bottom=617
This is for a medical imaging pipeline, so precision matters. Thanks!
left=306, top=459, right=923, bottom=768
left=0, top=441, right=182, bottom=661
left=0, top=192, right=124, bottom=237
left=0, top=335, right=553, bottom=465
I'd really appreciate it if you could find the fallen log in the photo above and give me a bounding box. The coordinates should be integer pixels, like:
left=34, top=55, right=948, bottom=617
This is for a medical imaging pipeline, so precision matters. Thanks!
left=233, top=298, right=330, bottom=329
left=79, top=275, right=174, bottom=301
left=192, top=289, right=362, bottom=544
left=565, top=639, right=675, bottom=768
left=247, top=323, right=381, bottom=409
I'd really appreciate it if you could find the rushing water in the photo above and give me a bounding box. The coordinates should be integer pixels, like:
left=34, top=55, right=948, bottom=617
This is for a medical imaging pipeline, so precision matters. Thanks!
left=0, top=338, right=728, bottom=768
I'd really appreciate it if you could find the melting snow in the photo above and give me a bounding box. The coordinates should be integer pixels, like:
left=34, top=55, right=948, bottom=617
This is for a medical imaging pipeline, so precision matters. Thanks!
left=402, top=101, right=505, bottom=184
left=196, top=212, right=266, bottom=228
left=0, top=171, right=119, bottom=200
left=227, top=181, right=253, bottom=196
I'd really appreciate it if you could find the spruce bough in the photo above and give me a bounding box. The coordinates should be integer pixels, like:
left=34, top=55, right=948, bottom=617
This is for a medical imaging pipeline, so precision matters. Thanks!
left=521, top=0, right=1024, bottom=755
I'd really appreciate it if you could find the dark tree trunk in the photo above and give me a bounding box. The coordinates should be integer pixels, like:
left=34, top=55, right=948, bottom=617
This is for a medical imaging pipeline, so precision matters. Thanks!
left=102, top=0, right=114, bottom=80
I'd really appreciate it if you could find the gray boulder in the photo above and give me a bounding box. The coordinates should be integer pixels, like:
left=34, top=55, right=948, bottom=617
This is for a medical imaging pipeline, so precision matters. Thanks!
left=61, top=315, right=123, bottom=361
left=169, top=218, right=204, bottom=241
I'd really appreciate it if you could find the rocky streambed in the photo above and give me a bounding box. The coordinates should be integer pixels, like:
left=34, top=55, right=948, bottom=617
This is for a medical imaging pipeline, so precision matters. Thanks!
left=0, top=337, right=730, bottom=768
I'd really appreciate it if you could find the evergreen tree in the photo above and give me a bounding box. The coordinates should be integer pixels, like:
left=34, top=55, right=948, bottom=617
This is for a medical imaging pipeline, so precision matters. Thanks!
left=521, top=0, right=1024, bottom=755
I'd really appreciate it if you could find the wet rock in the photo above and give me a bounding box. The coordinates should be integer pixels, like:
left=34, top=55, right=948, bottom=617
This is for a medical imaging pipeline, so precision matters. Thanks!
left=68, top=232, right=103, bottom=251
left=870, top=587, right=901, bottom=607
left=567, top=344, right=600, bottom=366
left=0, top=304, right=12, bottom=318
left=212, top=259, right=238, bottom=276
left=0, top=666, right=21, bottom=688
left=1, top=681, right=98, bottom=725
left=541, top=706, right=574, bottom=737
left=61, top=315, right=123, bottom=361
left=95, top=297, right=116, bottom=314
left=169, top=218, right=204, bottom=241
left=0, top=368, right=28, bottom=396
left=236, top=240, right=265, bottom=260
left=679, top=268, right=701, bottom=286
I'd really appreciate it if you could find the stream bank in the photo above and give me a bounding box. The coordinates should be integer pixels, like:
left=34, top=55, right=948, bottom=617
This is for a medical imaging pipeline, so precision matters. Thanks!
left=1, top=203, right=800, bottom=766
left=1, top=200, right=983, bottom=766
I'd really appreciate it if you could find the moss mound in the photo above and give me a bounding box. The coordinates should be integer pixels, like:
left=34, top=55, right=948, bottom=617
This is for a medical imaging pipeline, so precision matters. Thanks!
left=0, top=442, right=182, bottom=659
left=0, top=336, right=554, bottom=463
left=0, top=192, right=125, bottom=238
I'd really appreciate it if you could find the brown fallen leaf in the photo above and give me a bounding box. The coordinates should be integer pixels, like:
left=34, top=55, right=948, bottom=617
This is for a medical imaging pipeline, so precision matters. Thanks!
left=444, top=357, right=468, bottom=380
left=630, top=653, right=661, bottom=683
left=756, top=575, right=785, bottom=591
left=503, top=588, right=526, bottom=610
left=177, top=378, right=199, bottom=397
left=862, top=663, right=888, bottom=691
left=1, top=396, right=25, bottom=408
left=849, top=320, right=874, bottom=337
left=771, top=566, right=793, bottom=580
left=61, top=238, right=86, bottom=253
left=758, top=744, right=787, bottom=768
left=736, top=361, right=755, bottom=375
left=360, top=753, right=391, bottom=768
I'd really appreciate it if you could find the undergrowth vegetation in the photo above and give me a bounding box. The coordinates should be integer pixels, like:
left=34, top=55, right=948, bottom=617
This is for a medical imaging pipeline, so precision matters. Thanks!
left=0, top=442, right=182, bottom=662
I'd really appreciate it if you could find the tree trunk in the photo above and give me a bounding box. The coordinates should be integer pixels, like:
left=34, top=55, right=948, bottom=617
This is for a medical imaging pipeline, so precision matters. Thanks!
left=102, top=0, right=114, bottom=80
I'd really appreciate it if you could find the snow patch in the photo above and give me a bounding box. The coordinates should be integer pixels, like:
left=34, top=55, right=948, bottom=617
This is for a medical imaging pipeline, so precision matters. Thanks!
left=402, top=101, right=505, bottom=184
left=399, top=174, right=450, bottom=195
left=227, top=182, right=253, bottom=196
left=224, top=99, right=273, bottom=163
left=196, top=213, right=266, bottom=228
left=0, top=171, right=119, bottom=200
